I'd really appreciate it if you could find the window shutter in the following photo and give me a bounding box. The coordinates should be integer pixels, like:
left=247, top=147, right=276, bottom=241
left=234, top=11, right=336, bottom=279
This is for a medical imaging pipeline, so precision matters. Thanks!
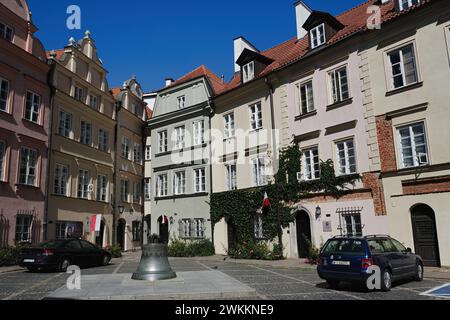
left=178, top=220, right=184, bottom=238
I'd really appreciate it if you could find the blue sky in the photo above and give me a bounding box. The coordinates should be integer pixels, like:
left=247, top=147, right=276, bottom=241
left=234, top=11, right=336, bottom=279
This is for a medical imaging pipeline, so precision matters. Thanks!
left=28, top=0, right=364, bottom=92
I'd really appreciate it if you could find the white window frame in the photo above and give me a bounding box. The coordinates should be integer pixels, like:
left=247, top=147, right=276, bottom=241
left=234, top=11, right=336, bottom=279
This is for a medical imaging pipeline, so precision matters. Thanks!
left=193, top=218, right=206, bottom=238
left=121, top=136, right=131, bottom=160
left=0, top=77, right=10, bottom=113
left=89, top=94, right=99, bottom=109
left=58, top=110, right=73, bottom=138
left=80, top=121, right=92, bottom=146
left=98, top=129, right=109, bottom=152
left=144, top=178, right=151, bottom=200
left=298, top=80, right=315, bottom=115
left=173, top=171, right=186, bottom=195
left=310, top=23, right=326, bottom=49
left=329, top=66, right=350, bottom=104
left=387, top=44, right=418, bottom=90
left=0, top=22, right=13, bottom=42
left=194, top=168, right=206, bottom=193
left=177, top=96, right=186, bottom=110
left=0, top=140, right=5, bottom=181
left=120, top=180, right=129, bottom=203
left=74, top=86, right=85, bottom=102
left=174, top=126, right=185, bottom=150
left=243, top=61, right=255, bottom=83
left=224, top=112, right=235, bottom=139
left=25, top=91, right=41, bottom=124
left=396, top=122, right=429, bottom=169
left=193, top=120, right=205, bottom=145
left=145, top=145, right=152, bottom=161
left=226, top=163, right=237, bottom=191
left=77, top=169, right=90, bottom=199
left=158, top=130, right=168, bottom=153
left=54, top=163, right=69, bottom=196
left=15, top=215, right=33, bottom=243
left=302, top=147, right=320, bottom=181
left=335, top=139, right=357, bottom=176
left=156, top=174, right=168, bottom=197
left=96, top=175, right=108, bottom=202
left=19, top=147, right=37, bottom=186
left=343, top=213, right=363, bottom=237
left=249, top=102, right=263, bottom=131
left=252, top=158, right=267, bottom=187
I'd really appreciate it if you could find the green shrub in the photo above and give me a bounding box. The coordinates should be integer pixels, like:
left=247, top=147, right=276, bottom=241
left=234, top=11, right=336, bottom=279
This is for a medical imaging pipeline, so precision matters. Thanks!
left=105, top=244, right=122, bottom=258
left=0, top=246, right=22, bottom=267
left=228, top=241, right=283, bottom=261
left=303, top=235, right=319, bottom=264
left=168, top=238, right=215, bottom=257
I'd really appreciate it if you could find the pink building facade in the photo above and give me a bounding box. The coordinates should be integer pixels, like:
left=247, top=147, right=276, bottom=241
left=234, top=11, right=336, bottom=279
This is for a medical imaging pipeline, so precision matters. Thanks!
left=0, top=0, right=51, bottom=247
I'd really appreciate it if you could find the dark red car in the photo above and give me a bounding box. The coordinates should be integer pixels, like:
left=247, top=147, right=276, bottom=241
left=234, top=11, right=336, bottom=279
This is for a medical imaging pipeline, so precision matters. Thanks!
left=18, top=240, right=112, bottom=272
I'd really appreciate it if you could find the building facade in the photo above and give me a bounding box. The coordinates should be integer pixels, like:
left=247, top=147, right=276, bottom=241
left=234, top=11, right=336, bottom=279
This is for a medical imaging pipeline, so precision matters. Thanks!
left=147, top=66, right=224, bottom=244
left=47, top=32, right=116, bottom=247
left=0, top=0, right=50, bottom=247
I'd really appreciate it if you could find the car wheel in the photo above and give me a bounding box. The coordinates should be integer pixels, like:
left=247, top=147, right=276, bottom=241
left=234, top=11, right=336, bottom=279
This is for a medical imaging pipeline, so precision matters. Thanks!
left=414, top=263, right=424, bottom=282
left=102, top=254, right=111, bottom=266
left=327, top=280, right=340, bottom=289
left=381, top=269, right=392, bottom=292
left=59, top=257, right=71, bottom=272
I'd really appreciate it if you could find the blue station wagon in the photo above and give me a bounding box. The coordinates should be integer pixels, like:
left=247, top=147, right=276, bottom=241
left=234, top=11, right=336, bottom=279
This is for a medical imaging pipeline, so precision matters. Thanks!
left=317, top=235, right=424, bottom=291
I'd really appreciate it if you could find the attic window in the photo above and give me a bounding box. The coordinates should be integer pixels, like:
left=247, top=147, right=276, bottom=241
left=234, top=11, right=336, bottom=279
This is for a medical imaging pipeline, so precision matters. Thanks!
left=0, top=22, right=14, bottom=42
left=243, top=61, right=255, bottom=83
left=399, top=0, right=419, bottom=11
left=310, top=24, right=326, bottom=49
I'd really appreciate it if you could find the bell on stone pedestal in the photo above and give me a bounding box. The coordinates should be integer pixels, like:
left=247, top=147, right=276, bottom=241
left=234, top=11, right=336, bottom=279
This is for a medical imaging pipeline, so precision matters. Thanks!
left=132, top=243, right=177, bottom=281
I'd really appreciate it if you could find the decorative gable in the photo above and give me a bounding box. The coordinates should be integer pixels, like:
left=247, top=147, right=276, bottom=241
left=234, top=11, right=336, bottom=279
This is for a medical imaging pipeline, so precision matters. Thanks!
left=302, top=11, right=345, bottom=49
left=235, top=48, right=274, bottom=84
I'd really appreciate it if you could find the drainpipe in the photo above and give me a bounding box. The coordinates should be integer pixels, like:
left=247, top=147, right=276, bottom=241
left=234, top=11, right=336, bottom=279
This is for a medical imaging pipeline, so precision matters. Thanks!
left=112, top=101, right=122, bottom=246
left=207, top=97, right=215, bottom=243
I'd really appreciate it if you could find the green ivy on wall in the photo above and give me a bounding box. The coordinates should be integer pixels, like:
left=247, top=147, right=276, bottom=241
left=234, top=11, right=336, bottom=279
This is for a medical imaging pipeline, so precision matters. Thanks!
left=210, top=142, right=361, bottom=247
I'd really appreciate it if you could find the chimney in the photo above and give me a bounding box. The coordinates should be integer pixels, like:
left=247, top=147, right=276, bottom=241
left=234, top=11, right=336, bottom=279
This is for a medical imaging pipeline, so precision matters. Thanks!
left=233, top=36, right=258, bottom=73
left=295, top=1, right=312, bottom=40
left=165, top=78, right=174, bottom=87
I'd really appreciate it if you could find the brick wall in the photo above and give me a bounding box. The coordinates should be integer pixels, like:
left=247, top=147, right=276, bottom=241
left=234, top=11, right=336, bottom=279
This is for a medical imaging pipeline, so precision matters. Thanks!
left=402, top=176, right=450, bottom=195
left=362, top=172, right=387, bottom=216
left=376, top=115, right=397, bottom=172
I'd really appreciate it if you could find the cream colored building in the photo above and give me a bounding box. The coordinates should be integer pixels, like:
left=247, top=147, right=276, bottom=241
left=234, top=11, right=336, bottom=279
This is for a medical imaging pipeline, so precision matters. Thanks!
left=360, top=0, right=450, bottom=267
left=47, top=32, right=116, bottom=246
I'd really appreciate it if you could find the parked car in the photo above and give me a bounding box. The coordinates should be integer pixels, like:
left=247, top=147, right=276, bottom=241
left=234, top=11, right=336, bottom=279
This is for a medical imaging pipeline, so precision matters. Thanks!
left=317, top=235, right=424, bottom=291
left=18, top=239, right=112, bottom=272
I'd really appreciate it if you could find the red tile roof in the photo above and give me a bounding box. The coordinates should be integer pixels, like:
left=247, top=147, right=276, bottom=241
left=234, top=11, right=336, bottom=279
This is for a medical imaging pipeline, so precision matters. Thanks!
left=110, top=87, right=122, bottom=97
left=145, top=106, right=153, bottom=120
left=163, top=65, right=226, bottom=95
left=219, top=0, right=433, bottom=95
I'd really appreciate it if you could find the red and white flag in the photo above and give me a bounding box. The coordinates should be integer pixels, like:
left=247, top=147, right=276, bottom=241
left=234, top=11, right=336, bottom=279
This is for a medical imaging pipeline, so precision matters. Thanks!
left=161, top=215, right=169, bottom=225
left=262, top=192, right=271, bottom=210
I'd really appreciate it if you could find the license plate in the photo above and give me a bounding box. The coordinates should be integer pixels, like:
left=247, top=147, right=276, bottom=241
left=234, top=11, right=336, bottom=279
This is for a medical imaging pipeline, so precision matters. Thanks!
left=23, top=259, right=35, bottom=263
left=332, top=260, right=350, bottom=266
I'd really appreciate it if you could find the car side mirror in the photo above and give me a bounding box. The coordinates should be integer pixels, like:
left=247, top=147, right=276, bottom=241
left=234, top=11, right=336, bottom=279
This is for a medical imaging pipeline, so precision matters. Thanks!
left=405, top=248, right=412, bottom=254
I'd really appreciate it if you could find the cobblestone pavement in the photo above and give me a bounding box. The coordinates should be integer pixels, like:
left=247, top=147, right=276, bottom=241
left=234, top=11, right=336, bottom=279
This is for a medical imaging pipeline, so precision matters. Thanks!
left=0, top=255, right=448, bottom=300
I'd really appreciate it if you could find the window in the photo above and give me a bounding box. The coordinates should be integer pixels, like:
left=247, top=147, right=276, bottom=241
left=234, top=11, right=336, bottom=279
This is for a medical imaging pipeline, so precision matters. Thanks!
left=19, top=147, right=37, bottom=186
left=254, top=215, right=264, bottom=240
left=391, top=238, right=407, bottom=252
left=98, top=129, right=109, bottom=152
left=0, top=140, right=5, bottom=181
left=89, top=95, right=99, bottom=109
left=174, top=126, right=185, bottom=150
left=58, top=110, right=72, bottom=138
left=243, top=61, right=255, bottom=83
left=302, top=147, right=320, bottom=181
left=74, top=86, right=85, bottom=102
left=144, top=178, right=151, bottom=200
left=158, top=131, right=168, bottom=153
left=298, top=80, right=314, bottom=114
left=224, top=113, right=235, bottom=139
left=80, top=121, right=92, bottom=146
left=252, top=158, right=267, bottom=187
left=133, top=182, right=141, bottom=203
left=145, top=145, right=152, bottom=161
left=250, top=102, right=263, bottom=130
left=179, top=219, right=192, bottom=239
left=193, top=120, right=205, bottom=145
left=179, top=219, right=205, bottom=239
left=132, top=221, right=141, bottom=242
left=0, top=78, right=9, bottom=112
left=310, top=23, right=326, bottom=49
left=174, top=171, right=186, bottom=195
left=177, top=96, right=186, bottom=109
left=54, top=164, right=69, bottom=196
left=156, top=174, right=168, bottom=197
left=388, top=45, right=418, bottom=90
left=226, top=164, right=237, bottom=191
left=134, top=144, right=142, bottom=164
left=120, top=180, right=129, bottom=202
left=336, top=139, right=357, bottom=175
left=77, top=170, right=90, bottom=199
left=25, top=92, right=41, bottom=123
left=0, top=22, right=13, bottom=42
left=193, top=219, right=205, bottom=238
left=96, top=175, right=107, bottom=202
left=399, top=0, right=419, bottom=11
left=343, top=212, right=362, bottom=237
left=194, top=168, right=206, bottom=193
left=15, top=215, right=33, bottom=243
left=397, top=122, right=429, bottom=168
left=121, top=136, right=131, bottom=159
left=330, top=67, right=349, bottom=104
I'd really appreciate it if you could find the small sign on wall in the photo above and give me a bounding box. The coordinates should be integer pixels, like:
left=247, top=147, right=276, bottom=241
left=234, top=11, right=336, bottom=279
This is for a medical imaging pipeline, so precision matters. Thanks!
left=323, top=221, right=332, bottom=233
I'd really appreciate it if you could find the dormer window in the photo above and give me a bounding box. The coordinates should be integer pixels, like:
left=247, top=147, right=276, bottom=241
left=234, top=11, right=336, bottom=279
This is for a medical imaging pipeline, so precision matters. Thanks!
left=177, top=96, right=186, bottom=109
left=310, top=24, right=326, bottom=49
left=243, top=61, right=255, bottom=83
left=399, top=0, right=419, bottom=11
left=0, top=22, right=13, bottom=42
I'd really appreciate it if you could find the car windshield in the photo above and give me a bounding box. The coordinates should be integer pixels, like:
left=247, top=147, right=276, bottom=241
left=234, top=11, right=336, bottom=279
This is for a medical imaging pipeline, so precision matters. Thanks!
left=321, top=239, right=366, bottom=256
left=38, top=241, right=66, bottom=248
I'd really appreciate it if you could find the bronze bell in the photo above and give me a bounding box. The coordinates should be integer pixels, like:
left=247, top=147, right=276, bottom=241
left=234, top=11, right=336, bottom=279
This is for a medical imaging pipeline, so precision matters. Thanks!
left=132, top=243, right=177, bottom=281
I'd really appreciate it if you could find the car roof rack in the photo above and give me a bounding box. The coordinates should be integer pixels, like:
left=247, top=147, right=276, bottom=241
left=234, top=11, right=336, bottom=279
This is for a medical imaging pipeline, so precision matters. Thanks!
left=364, top=234, right=391, bottom=239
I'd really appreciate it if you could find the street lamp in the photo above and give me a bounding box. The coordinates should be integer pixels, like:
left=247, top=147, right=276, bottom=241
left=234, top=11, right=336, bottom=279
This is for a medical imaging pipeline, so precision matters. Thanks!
left=118, top=205, right=125, bottom=214
left=315, top=206, right=322, bottom=220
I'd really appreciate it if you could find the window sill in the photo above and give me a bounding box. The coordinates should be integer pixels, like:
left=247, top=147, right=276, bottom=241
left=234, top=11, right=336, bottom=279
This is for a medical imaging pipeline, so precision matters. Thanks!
left=155, top=151, right=171, bottom=158
left=16, top=183, right=39, bottom=190
left=326, top=98, right=353, bottom=111
left=223, top=136, right=236, bottom=142
left=22, top=118, right=43, bottom=127
left=295, top=110, right=317, bottom=121
left=249, top=128, right=264, bottom=133
left=154, top=192, right=208, bottom=201
left=385, top=82, right=423, bottom=97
